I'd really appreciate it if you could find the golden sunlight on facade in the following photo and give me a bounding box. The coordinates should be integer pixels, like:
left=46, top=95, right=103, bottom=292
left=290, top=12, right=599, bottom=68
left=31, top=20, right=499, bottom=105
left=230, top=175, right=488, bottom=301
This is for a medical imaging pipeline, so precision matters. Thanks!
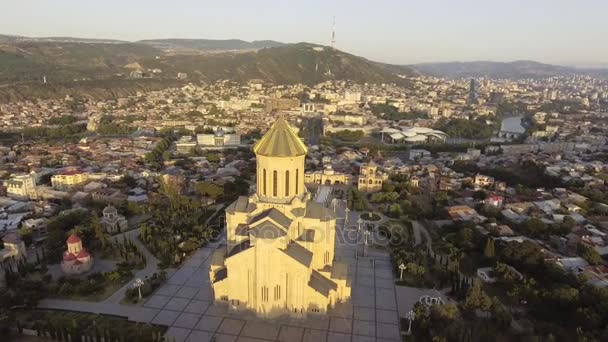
left=209, top=117, right=351, bottom=318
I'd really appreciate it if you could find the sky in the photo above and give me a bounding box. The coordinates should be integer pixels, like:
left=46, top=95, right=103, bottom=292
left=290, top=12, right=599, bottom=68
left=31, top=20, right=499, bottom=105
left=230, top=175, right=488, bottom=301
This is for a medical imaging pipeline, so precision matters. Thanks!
left=1, top=0, right=607, bottom=67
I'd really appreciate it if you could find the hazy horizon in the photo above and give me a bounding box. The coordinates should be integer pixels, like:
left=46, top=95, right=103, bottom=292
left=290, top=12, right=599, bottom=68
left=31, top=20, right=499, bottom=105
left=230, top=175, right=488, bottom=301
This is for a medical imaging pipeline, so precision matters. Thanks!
left=1, top=0, right=607, bottom=68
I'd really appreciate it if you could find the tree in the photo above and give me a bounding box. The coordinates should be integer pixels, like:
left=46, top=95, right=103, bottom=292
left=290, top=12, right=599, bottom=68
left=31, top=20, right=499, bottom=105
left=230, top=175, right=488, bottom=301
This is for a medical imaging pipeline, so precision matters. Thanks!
left=91, top=215, right=110, bottom=250
left=406, top=262, right=426, bottom=277
left=195, top=181, right=224, bottom=199
left=524, top=217, right=548, bottom=237
left=484, top=238, right=496, bottom=258
left=578, top=244, right=602, bottom=265
left=18, top=227, right=33, bottom=247
left=473, top=190, right=487, bottom=201
left=464, top=280, right=492, bottom=313
left=494, top=262, right=519, bottom=285
left=430, top=302, right=458, bottom=322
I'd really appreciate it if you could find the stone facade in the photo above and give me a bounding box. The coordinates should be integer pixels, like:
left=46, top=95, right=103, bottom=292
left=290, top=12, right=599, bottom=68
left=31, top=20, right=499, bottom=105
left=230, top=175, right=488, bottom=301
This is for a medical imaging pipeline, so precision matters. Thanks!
left=357, top=161, right=388, bottom=193
left=304, top=165, right=354, bottom=186
left=100, top=205, right=128, bottom=234
left=61, top=234, right=93, bottom=274
left=209, top=117, right=351, bottom=318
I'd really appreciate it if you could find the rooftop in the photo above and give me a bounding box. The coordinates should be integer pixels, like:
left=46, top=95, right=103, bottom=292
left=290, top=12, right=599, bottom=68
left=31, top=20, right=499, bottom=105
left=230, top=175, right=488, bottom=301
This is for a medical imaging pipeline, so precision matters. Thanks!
left=253, top=117, right=307, bottom=157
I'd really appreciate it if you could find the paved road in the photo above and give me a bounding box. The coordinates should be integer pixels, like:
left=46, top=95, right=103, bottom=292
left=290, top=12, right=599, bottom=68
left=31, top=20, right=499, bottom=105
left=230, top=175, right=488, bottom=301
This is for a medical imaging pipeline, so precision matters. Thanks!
left=411, top=220, right=433, bottom=253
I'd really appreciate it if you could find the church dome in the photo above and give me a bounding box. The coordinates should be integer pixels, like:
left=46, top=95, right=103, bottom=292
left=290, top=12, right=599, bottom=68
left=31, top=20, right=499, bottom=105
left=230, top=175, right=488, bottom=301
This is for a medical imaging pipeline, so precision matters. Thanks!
left=103, top=205, right=118, bottom=215
left=67, top=234, right=81, bottom=244
left=253, top=117, right=307, bottom=157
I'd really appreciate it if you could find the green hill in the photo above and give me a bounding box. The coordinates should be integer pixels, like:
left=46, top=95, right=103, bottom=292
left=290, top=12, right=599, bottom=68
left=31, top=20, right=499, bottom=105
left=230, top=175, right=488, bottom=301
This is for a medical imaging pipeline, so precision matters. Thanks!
left=0, top=41, right=159, bottom=83
left=137, top=38, right=285, bottom=51
left=0, top=39, right=416, bottom=101
left=143, top=43, right=416, bottom=85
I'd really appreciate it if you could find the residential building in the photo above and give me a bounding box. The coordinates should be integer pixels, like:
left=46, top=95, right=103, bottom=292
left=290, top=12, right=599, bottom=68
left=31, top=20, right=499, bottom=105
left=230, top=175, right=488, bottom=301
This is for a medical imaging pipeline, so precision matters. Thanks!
left=4, top=174, right=37, bottom=200
left=51, top=170, right=89, bottom=191
left=358, top=161, right=388, bottom=192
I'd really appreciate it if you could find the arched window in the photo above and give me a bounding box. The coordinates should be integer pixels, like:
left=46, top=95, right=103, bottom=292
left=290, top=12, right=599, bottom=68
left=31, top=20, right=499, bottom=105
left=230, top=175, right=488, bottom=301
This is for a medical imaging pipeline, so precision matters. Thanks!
left=263, top=169, right=267, bottom=196
left=273, top=170, right=278, bottom=197
left=285, top=170, right=290, bottom=197
left=295, top=169, right=299, bottom=194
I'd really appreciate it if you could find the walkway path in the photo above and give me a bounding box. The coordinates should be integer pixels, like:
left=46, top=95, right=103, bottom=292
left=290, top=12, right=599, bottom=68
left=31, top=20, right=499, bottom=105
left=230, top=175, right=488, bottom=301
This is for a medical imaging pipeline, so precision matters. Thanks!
left=412, top=220, right=433, bottom=253
left=105, top=228, right=162, bottom=304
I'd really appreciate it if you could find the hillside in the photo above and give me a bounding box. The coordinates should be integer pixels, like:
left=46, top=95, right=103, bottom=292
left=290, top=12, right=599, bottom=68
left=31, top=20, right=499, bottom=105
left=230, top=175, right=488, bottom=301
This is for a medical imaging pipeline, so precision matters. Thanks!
left=0, top=39, right=416, bottom=101
left=0, top=41, right=160, bottom=83
left=142, top=43, right=416, bottom=85
left=138, top=38, right=285, bottom=52
left=412, top=60, right=608, bottom=79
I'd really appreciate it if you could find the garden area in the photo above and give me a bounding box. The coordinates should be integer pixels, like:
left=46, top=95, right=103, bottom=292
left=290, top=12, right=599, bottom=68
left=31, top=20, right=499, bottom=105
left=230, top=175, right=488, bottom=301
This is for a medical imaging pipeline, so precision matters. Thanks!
left=12, top=310, right=167, bottom=342
left=2, top=207, right=149, bottom=303
left=346, top=187, right=369, bottom=211
left=139, top=180, right=219, bottom=268
left=360, top=212, right=382, bottom=222
left=123, top=271, right=167, bottom=304
left=403, top=220, right=608, bottom=341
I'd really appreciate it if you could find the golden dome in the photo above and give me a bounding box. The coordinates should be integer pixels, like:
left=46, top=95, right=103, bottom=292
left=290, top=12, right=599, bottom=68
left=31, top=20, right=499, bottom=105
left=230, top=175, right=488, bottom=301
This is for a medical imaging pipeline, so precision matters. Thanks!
left=253, top=117, right=307, bottom=157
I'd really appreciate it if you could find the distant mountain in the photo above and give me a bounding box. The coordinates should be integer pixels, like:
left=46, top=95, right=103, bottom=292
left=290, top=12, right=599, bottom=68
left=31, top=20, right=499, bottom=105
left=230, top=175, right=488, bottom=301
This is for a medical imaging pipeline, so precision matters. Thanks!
left=142, top=43, right=417, bottom=85
left=0, top=38, right=416, bottom=101
left=0, top=41, right=159, bottom=83
left=137, top=38, right=286, bottom=52
left=412, top=60, right=608, bottom=79
left=0, top=34, right=126, bottom=44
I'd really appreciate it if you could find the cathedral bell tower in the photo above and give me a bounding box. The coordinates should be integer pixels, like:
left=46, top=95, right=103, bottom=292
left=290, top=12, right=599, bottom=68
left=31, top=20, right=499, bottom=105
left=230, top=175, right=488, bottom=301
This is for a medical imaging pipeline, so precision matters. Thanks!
left=253, top=117, right=307, bottom=204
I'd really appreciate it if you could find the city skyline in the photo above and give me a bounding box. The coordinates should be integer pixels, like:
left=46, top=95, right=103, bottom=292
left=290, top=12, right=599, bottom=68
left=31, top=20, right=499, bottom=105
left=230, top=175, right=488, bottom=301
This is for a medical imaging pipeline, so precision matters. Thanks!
left=1, top=0, right=607, bottom=67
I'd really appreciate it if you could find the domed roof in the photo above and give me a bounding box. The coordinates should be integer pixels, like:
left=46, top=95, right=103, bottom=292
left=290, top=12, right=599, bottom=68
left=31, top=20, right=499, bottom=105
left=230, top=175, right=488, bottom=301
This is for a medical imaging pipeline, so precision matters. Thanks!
left=67, top=234, right=81, bottom=244
left=380, top=127, right=401, bottom=133
left=409, top=126, right=434, bottom=134
left=253, top=117, right=308, bottom=157
left=404, top=135, right=428, bottom=142
left=63, top=252, right=76, bottom=262
left=401, top=130, right=418, bottom=137
left=103, top=205, right=118, bottom=214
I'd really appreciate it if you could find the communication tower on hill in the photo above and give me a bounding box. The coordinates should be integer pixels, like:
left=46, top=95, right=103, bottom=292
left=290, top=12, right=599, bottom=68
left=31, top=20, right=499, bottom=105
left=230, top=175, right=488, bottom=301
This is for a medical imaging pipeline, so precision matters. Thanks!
left=331, top=16, right=336, bottom=48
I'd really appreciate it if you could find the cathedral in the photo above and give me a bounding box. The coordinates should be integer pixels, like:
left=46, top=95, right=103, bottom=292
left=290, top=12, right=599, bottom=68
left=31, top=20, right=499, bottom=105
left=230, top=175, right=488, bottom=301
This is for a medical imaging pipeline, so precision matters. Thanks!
left=209, top=117, right=351, bottom=318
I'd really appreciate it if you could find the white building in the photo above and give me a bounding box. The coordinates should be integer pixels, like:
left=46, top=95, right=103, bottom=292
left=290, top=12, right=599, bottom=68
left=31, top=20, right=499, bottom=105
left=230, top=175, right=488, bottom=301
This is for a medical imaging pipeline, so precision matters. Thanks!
left=5, top=174, right=37, bottom=200
left=100, top=205, right=128, bottom=234
left=197, top=128, right=241, bottom=148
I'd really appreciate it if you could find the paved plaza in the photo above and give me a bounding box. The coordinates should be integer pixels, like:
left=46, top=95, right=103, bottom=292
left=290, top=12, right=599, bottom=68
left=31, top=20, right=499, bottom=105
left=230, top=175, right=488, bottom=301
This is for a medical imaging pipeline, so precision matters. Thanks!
left=153, top=229, right=401, bottom=341
left=39, top=200, right=403, bottom=342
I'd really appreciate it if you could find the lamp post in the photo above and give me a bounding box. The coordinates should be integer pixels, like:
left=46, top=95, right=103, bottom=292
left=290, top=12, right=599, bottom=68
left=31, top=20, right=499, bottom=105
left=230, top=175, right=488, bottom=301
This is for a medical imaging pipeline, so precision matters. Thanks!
left=331, top=198, right=338, bottom=212
left=344, top=207, right=350, bottom=227
left=399, top=263, right=406, bottom=281
left=363, top=230, right=370, bottom=257
left=133, top=278, right=144, bottom=301
left=405, top=310, right=415, bottom=335
left=356, top=218, right=364, bottom=257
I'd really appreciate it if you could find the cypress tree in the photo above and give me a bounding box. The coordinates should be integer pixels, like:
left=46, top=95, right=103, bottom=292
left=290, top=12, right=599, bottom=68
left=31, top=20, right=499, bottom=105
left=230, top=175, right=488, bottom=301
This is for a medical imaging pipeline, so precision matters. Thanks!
left=484, top=238, right=495, bottom=258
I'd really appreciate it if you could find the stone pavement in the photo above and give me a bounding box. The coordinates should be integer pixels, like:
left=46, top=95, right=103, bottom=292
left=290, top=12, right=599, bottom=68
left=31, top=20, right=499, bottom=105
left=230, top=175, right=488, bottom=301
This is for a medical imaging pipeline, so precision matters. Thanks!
left=157, top=200, right=401, bottom=342
left=39, top=199, right=403, bottom=342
